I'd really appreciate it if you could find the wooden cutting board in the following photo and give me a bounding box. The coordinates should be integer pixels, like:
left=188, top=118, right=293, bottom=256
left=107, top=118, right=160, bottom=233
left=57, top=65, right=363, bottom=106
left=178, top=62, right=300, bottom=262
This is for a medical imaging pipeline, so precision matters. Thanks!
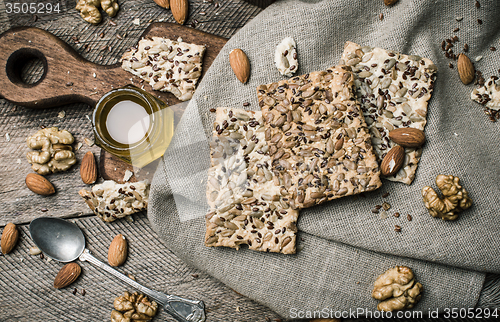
left=0, top=23, right=227, bottom=183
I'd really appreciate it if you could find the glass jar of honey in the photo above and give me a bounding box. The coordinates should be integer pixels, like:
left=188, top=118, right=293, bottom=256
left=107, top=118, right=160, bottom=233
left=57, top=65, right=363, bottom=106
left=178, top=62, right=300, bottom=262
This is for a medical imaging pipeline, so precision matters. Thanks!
left=93, top=85, right=174, bottom=168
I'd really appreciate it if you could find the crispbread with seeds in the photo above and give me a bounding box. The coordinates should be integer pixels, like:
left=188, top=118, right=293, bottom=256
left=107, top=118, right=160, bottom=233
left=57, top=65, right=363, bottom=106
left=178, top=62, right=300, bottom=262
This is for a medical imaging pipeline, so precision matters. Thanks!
left=79, top=180, right=149, bottom=222
left=471, top=76, right=500, bottom=110
left=121, top=37, right=205, bottom=101
left=257, top=66, right=382, bottom=209
left=340, top=41, right=437, bottom=184
left=205, top=108, right=299, bottom=254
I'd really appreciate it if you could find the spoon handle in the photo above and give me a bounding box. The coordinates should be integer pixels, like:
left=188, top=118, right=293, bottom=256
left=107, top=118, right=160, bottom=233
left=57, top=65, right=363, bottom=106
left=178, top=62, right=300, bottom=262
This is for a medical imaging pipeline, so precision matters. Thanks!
left=79, top=249, right=206, bottom=322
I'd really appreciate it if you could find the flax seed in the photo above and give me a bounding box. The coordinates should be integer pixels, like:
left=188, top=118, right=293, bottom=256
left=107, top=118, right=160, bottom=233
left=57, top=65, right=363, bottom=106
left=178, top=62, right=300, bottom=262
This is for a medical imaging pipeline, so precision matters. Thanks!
left=407, top=214, right=412, bottom=221
left=394, top=212, right=400, bottom=218
left=394, top=225, right=401, bottom=232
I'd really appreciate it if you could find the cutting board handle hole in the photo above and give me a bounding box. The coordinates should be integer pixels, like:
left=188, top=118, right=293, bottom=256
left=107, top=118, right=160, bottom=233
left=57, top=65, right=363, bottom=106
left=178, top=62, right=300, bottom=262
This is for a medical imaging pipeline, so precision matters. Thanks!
left=6, top=48, right=47, bottom=87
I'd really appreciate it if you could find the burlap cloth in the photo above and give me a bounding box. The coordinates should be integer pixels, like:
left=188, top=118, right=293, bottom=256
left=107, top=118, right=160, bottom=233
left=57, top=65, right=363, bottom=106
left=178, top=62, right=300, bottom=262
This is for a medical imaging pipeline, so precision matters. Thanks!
left=149, top=0, right=500, bottom=317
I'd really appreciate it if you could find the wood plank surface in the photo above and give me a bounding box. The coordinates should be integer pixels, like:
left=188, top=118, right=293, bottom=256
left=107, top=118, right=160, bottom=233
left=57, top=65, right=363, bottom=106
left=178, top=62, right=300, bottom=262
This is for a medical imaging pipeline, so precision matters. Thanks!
left=0, top=1, right=288, bottom=322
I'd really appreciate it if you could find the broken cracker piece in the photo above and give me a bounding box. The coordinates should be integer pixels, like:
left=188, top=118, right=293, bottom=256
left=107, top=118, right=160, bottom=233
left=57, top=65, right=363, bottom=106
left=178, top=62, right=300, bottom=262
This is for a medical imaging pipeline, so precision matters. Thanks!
left=340, top=41, right=437, bottom=185
left=79, top=180, right=149, bottom=222
left=275, top=37, right=298, bottom=77
left=205, top=108, right=299, bottom=254
left=121, top=37, right=205, bottom=101
left=471, top=76, right=500, bottom=110
left=258, top=65, right=382, bottom=209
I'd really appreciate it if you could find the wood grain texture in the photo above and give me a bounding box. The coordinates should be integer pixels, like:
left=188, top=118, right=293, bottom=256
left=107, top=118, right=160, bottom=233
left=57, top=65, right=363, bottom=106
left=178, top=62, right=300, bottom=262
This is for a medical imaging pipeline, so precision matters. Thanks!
left=0, top=1, right=288, bottom=321
left=0, top=23, right=227, bottom=109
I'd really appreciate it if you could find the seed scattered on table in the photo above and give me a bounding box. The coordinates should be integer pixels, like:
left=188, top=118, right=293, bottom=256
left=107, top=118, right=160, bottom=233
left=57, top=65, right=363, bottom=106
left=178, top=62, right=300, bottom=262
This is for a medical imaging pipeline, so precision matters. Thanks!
left=372, top=208, right=379, bottom=214
left=40, top=253, right=44, bottom=259
left=116, top=34, right=123, bottom=40
left=382, top=202, right=391, bottom=211
left=72, top=288, right=77, bottom=295
left=41, top=208, right=48, bottom=212
left=478, top=19, right=483, bottom=25
left=394, top=212, right=400, bottom=218
left=407, top=214, right=412, bottom=221
left=66, top=82, right=73, bottom=87
left=99, top=32, right=105, bottom=38
left=191, top=273, right=199, bottom=278
left=475, top=1, right=480, bottom=9
left=382, top=192, right=389, bottom=198
left=394, top=225, right=402, bottom=232
left=209, top=108, right=216, bottom=113
left=453, top=27, right=460, bottom=32
left=464, top=44, right=469, bottom=52
left=379, top=13, right=384, bottom=20
left=81, top=289, right=86, bottom=296
left=491, top=47, right=496, bottom=51
left=243, top=102, right=250, bottom=107
left=449, top=63, right=454, bottom=69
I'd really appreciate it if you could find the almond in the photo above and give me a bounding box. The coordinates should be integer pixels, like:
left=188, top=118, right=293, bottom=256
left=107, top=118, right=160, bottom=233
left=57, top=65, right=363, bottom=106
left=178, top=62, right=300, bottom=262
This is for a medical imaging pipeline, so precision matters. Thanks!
left=1, top=223, right=19, bottom=254
left=389, top=128, right=426, bottom=148
left=380, top=145, right=405, bottom=176
left=54, top=262, right=81, bottom=289
left=384, top=0, right=398, bottom=6
left=25, top=173, right=55, bottom=196
left=108, top=234, right=128, bottom=267
left=171, top=0, right=188, bottom=25
left=153, top=0, right=170, bottom=9
left=229, top=49, right=250, bottom=84
left=458, top=53, right=475, bottom=84
left=80, top=151, right=97, bottom=184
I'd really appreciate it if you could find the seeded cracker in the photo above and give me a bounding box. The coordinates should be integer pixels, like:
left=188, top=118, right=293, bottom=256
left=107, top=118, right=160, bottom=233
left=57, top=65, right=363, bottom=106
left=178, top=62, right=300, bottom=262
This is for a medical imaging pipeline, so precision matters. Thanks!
left=205, top=108, right=299, bottom=254
left=257, top=66, right=382, bottom=209
left=79, top=180, right=149, bottom=222
left=121, top=37, right=205, bottom=101
left=471, top=76, right=500, bottom=110
left=340, top=41, right=437, bottom=184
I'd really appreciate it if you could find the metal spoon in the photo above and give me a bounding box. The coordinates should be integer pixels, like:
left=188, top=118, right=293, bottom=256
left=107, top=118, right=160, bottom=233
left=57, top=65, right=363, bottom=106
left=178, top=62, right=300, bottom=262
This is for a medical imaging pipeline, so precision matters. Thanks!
left=29, top=217, right=206, bottom=322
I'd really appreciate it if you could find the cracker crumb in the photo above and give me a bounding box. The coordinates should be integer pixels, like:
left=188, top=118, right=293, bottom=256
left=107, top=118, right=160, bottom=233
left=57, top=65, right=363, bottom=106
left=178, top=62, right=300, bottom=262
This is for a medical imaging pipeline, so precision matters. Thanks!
left=84, top=137, right=94, bottom=147
left=123, top=170, right=133, bottom=182
left=76, top=142, right=83, bottom=151
left=475, top=55, right=483, bottom=62
left=57, top=111, right=66, bottom=119
left=133, top=18, right=140, bottom=25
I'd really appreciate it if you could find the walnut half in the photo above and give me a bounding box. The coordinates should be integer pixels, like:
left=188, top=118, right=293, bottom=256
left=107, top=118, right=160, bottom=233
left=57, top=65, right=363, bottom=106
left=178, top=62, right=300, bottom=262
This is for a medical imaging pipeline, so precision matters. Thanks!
left=26, top=127, right=76, bottom=175
left=422, top=174, right=472, bottom=221
left=111, top=291, right=158, bottom=322
left=76, top=0, right=119, bottom=25
left=372, top=266, right=423, bottom=312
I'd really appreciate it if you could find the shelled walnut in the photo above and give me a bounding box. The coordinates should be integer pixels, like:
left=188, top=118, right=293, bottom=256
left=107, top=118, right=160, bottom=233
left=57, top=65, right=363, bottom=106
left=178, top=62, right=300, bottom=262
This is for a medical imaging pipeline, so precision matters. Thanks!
left=76, top=0, right=119, bottom=25
left=422, top=174, right=472, bottom=221
left=26, top=127, right=76, bottom=175
left=372, top=266, right=423, bottom=311
left=111, top=291, right=158, bottom=322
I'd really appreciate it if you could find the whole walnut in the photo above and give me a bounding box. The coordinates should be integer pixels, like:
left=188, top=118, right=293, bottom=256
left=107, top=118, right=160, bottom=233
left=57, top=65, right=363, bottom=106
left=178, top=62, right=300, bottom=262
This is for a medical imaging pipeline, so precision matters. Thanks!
left=76, top=0, right=119, bottom=25
left=111, top=291, right=158, bottom=322
left=372, top=266, right=423, bottom=311
left=26, top=127, right=76, bottom=175
left=422, top=174, right=472, bottom=221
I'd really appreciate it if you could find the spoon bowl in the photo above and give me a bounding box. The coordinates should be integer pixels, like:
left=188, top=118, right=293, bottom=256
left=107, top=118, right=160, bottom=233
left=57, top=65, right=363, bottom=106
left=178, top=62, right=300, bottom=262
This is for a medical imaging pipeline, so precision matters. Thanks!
left=30, top=217, right=85, bottom=262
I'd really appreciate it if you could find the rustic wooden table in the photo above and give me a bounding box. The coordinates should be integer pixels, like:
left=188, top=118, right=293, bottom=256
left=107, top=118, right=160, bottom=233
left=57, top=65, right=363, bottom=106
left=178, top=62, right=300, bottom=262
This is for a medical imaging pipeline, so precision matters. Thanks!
left=0, top=1, right=305, bottom=321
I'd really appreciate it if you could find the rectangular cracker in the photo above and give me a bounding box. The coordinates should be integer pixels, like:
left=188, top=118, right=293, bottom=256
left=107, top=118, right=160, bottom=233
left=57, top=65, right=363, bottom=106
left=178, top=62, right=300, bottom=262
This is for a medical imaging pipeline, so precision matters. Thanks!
left=340, top=41, right=437, bottom=184
left=257, top=65, right=382, bottom=209
left=121, top=37, right=205, bottom=101
left=79, top=180, right=149, bottom=222
left=205, top=108, right=299, bottom=254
